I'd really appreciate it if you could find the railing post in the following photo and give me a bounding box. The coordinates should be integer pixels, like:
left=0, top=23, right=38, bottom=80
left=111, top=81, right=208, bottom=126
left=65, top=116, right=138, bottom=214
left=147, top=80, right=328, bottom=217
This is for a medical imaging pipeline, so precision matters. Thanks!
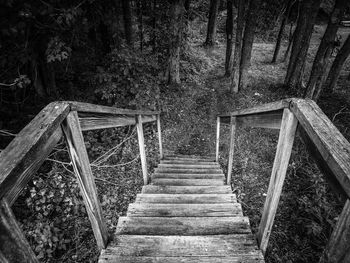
left=227, top=116, right=236, bottom=185
left=0, top=199, right=39, bottom=262
left=61, top=111, right=108, bottom=249
left=257, top=108, right=298, bottom=254
left=215, top=116, right=220, bottom=162
left=157, top=114, right=164, bottom=160
left=319, top=199, right=350, bottom=263
left=136, top=114, right=149, bottom=185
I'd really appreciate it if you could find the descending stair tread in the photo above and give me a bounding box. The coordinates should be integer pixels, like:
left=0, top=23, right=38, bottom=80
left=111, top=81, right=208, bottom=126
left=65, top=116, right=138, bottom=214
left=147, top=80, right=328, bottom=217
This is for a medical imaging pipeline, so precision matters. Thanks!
left=163, top=157, right=216, bottom=162
left=158, top=164, right=220, bottom=168
left=100, top=235, right=262, bottom=257
left=155, top=168, right=222, bottom=174
left=160, top=160, right=218, bottom=165
left=152, top=173, right=225, bottom=179
left=142, top=185, right=232, bottom=194
left=151, top=178, right=225, bottom=186
left=116, top=216, right=251, bottom=235
left=127, top=203, right=243, bottom=217
left=135, top=194, right=237, bottom=203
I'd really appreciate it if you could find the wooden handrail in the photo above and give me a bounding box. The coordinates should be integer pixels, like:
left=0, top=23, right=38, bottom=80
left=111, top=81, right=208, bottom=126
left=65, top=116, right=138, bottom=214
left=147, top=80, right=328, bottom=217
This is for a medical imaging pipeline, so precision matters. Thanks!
left=216, top=98, right=350, bottom=260
left=0, top=101, right=160, bottom=261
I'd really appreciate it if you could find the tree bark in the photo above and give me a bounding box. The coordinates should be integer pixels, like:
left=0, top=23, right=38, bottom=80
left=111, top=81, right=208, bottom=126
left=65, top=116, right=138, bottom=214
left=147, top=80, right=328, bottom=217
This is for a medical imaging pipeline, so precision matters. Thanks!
left=285, top=0, right=321, bottom=89
left=152, top=0, right=157, bottom=53
left=305, top=0, right=347, bottom=101
left=166, top=0, right=185, bottom=84
left=204, top=0, right=220, bottom=46
left=122, top=0, right=134, bottom=47
left=272, top=0, right=293, bottom=63
left=225, top=0, right=234, bottom=76
left=239, top=0, right=261, bottom=90
left=230, top=0, right=246, bottom=93
left=326, top=34, right=350, bottom=92
left=137, top=0, right=144, bottom=51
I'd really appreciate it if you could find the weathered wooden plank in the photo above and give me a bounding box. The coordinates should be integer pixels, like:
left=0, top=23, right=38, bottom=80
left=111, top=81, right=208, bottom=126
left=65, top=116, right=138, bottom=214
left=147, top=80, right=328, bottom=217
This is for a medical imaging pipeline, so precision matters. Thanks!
left=154, top=168, right=222, bottom=174
left=164, top=157, right=216, bottom=162
left=0, top=199, right=38, bottom=263
left=160, top=160, right=217, bottom=165
left=116, top=216, right=251, bottom=235
left=158, top=163, right=220, bottom=169
left=102, top=235, right=262, bottom=257
left=320, top=199, right=350, bottom=263
left=99, top=255, right=265, bottom=263
left=69, top=101, right=159, bottom=116
left=290, top=99, right=350, bottom=199
left=152, top=173, right=225, bottom=179
left=142, top=185, right=232, bottom=194
left=61, top=111, right=108, bottom=249
left=216, top=116, right=220, bottom=162
left=257, top=108, right=298, bottom=254
left=227, top=116, right=236, bottom=185
left=218, top=99, right=291, bottom=117
left=78, top=113, right=156, bottom=131
left=151, top=179, right=225, bottom=186
left=127, top=203, right=243, bottom=217
left=136, top=115, right=149, bottom=185
left=0, top=102, right=70, bottom=200
left=5, top=129, right=62, bottom=206
left=157, top=114, right=163, bottom=159
left=135, top=194, right=237, bottom=203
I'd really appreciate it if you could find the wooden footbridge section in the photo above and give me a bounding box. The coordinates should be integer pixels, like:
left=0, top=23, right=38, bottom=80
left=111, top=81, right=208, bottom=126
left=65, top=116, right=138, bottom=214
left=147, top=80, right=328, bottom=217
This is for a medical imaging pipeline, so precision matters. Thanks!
left=1, top=99, right=350, bottom=262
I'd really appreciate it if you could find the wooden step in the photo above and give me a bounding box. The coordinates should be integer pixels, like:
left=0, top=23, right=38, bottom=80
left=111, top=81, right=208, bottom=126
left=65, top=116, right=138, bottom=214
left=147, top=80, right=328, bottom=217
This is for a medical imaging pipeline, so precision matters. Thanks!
left=151, top=179, right=225, bottom=186
left=116, top=216, right=251, bottom=235
left=135, top=194, right=237, bottom=203
left=160, top=160, right=217, bottom=165
left=152, top=173, right=225, bottom=179
left=155, top=168, right=222, bottom=174
left=165, top=154, right=215, bottom=159
left=99, top=235, right=263, bottom=258
left=127, top=203, right=243, bottom=217
left=158, top=163, right=220, bottom=169
left=142, top=185, right=232, bottom=194
left=164, top=157, right=215, bottom=162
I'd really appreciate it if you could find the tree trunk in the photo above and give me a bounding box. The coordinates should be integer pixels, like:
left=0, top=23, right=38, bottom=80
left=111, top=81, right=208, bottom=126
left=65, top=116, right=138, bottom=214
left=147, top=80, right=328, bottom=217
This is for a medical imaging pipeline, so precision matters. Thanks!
left=152, top=0, right=157, bottom=53
left=239, top=0, right=261, bottom=90
left=282, top=22, right=295, bottom=62
left=326, top=34, right=350, bottom=92
left=204, top=0, right=220, bottom=46
left=305, top=0, right=347, bottom=101
left=137, top=0, right=144, bottom=51
left=122, top=0, right=133, bottom=47
left=272, top=0, right=293, bottom=63
left=225, top=0, right=234, bottom=76
left=166, top=0, right=185, bottom=84
left=285, top=0, right=321, bottom=89
left=230, top=0, right=246, bottom=93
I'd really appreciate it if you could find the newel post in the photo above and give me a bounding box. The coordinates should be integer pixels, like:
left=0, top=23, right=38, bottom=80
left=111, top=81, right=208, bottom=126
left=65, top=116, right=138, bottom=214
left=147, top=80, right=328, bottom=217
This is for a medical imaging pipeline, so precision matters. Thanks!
left=215, top=116, right=220, bottom=162
left=61, top=111, right=108, bottom=249
left=156, top=114, right=164, bottom=160
left=227, top=116, right=236, bottom=185
left=136, top=114, right=149, bottom=185
left=257, top=108, right=298, bottom=254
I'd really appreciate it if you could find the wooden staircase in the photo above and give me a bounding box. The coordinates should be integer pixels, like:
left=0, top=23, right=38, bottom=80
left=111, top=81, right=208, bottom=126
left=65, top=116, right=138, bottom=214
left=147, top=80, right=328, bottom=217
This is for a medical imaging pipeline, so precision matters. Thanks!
left=99, top=154, right=264, bottom=263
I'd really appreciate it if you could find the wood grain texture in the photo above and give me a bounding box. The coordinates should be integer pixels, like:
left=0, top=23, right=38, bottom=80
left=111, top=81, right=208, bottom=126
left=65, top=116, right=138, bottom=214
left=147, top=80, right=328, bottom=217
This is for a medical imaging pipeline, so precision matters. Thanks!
left=135, top=194, right=237, bottom=203
left=290, top=99, right=350, bottom=198
left=160, top=160, right=217, bottom=165
left=157, top=114, right=163, bottom=159
left=0, top=199, right=38, bottom=263
left=116, top=216, right=251, bottom=235
left=142, top=185, right=232, bottom=194
left=158, top=163, right=220, bottom=169
left=216, top=116, right=220, bottom=162
left=257, top=108, right=298, bottom=254
left=61, top=111, right=108, bottom=249
left=0, top=102, right=70, bottom=201
left=151, top=179, right=225, bottom=186
left=164, top=157, right=216, bottom=162
left=127, top=203, right=243, bottom=217
left=227, top=116, right=236, bottom=185
left=154, top=168, right=222, bottom=174
left=152, top=173, right=224, bottom=179
left=136, top=115, right=149, bottom=185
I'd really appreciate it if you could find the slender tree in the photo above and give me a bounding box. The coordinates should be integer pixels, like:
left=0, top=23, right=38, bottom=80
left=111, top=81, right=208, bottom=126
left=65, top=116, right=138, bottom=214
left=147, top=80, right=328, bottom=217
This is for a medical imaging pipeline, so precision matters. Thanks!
left=122, top=0, right=134, bottom=46
left=285, top=0, right=321, bottom=89
left=204, top=0, right=220, bottom=46
left=272, top=0, right=294, bottom=63
left=166, top=0, right=185, bottom=84
left=305, top=0, right=348, bottom=101
left=137, top=0, right=144, bottom=51
left=225, top=0, right=234, bottom=76
left=326, top=34, right=350, bottom=92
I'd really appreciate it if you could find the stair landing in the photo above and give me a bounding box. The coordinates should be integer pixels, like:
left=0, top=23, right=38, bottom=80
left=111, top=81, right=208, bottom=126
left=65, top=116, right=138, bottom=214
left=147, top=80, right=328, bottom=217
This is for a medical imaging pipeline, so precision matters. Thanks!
left=99, top=155, right=264, bottom=262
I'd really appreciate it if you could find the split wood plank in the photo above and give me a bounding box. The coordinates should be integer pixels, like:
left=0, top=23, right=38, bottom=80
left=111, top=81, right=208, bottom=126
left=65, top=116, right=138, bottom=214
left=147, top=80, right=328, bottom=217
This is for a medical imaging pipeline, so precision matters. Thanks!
left=154, top=168, right=222, bottom=174
left=135, top=194, right=237, bottom=203
left=158, top=163, right=220, bottom=169
left=136, top=115, right=149, bottom=185
left=142, top=185, right=232, bottom=194
left=157, top=114, right=164, bottom=159
left=227, top=116, right=236, bottom=185
left=160, top=160, right=217, bottom=165
left=61, top=111, right=108, bottom=249
left=216, top=116, right=220, bottom=162
left=152, top=173, right=225, bottom=179
left=151, top=179, right=225, bottom=186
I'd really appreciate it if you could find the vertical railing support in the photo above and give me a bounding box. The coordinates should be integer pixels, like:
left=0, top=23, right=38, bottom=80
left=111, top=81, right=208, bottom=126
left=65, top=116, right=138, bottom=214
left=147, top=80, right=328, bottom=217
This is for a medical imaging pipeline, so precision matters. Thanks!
left=136, top=114, right=149, bottom=185
left=157, top=114, right=163, bottom=160
left=319, top=199, right=350, bottom=263
left=227, top=116, right=236, bottom=185
left=215, top=116, right=220, bottom=162
left=257, top=108, right=298, bottom=254
left=0, top=199, right=39, bottom=262
left=61, top=111, right=108, bottom=249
